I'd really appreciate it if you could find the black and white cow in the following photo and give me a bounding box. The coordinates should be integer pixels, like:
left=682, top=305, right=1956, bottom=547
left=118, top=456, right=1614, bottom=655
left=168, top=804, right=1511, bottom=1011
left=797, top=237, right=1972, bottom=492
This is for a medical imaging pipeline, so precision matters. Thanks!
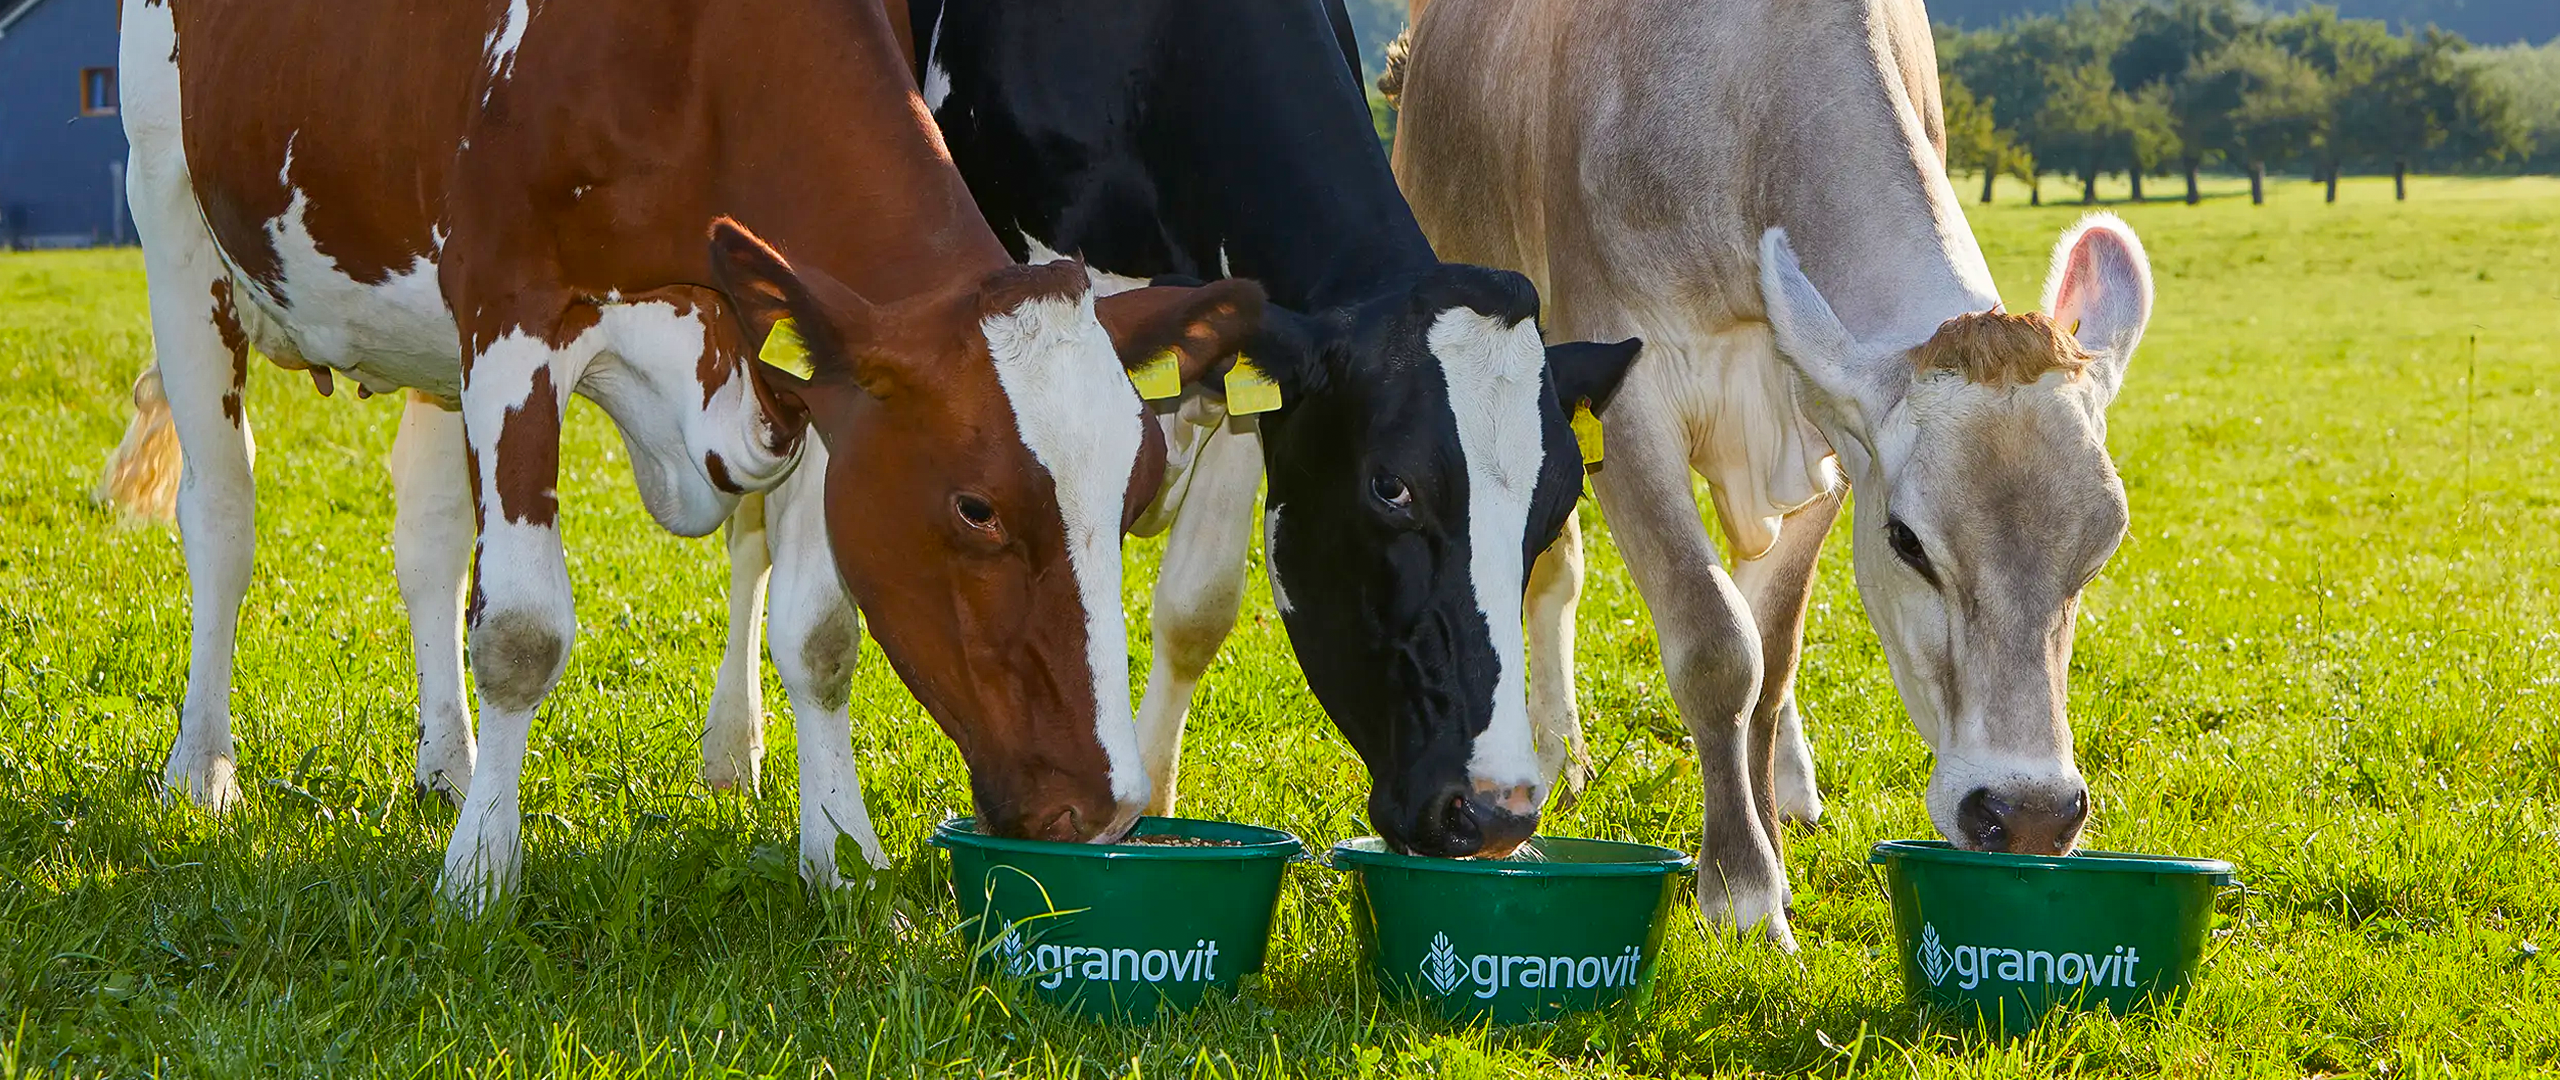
left=701, top=0, right=1639, bottom=857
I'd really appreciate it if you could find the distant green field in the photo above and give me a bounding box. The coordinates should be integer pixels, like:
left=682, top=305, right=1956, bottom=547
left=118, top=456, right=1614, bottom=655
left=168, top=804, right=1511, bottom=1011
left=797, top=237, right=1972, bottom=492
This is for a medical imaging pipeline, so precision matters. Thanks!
left=1, top=175, right=2554, bottom=1078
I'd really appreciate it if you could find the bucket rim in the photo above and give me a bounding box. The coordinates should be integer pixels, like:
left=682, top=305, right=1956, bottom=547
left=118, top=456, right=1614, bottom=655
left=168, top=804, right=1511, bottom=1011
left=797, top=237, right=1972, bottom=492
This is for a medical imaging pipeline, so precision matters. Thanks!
left=1327, top=835, right=1694, bottom=877
left=1867, top=839, right=2236, bottom=883
left=929, top=815, right=1304, bottom=861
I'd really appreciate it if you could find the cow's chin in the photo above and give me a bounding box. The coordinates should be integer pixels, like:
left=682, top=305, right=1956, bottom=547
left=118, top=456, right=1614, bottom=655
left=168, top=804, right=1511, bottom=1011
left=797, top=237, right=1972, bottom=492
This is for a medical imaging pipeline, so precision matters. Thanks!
left=1377, top=832, right=1529, bottom=860
left=975, top=788, right=1139, bottom=845
left=1088, top=803, right=1142, bottom=845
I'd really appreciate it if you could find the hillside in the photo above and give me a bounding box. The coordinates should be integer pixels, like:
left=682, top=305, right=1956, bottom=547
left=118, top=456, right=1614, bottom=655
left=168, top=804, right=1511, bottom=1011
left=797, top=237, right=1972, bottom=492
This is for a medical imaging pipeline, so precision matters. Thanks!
left=1929, top=0, right=2558, bottom=45
left=1345, top=1, right=2555, bottom=77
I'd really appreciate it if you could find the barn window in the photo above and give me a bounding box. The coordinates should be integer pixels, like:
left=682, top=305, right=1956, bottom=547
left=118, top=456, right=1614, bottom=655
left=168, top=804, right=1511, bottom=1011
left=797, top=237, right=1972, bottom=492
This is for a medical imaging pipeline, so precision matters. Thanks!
left=80, top=68, right=118, bottom=116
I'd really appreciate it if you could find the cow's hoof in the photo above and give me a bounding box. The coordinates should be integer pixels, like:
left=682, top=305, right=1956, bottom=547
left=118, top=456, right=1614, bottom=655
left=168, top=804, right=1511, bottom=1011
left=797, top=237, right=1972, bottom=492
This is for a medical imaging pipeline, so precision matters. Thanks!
left=414, top=759, right=471, bottom=810
left=702, top=754, right=760, bottom=794
left=413, top=772, right=467, bottom=811
left=164, top=754, right=240, bottom=813
left=438, top=832, right=521, bottom=918
left=1698, top=868, right=1799, bottom=953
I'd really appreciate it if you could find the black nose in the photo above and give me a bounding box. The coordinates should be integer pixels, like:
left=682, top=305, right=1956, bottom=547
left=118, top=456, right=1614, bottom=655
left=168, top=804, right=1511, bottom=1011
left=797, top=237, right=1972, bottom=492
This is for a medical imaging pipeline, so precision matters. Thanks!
left=1394, top=785, right=1540, bottom=858
left=1957, top=786, right=2090, bottom=855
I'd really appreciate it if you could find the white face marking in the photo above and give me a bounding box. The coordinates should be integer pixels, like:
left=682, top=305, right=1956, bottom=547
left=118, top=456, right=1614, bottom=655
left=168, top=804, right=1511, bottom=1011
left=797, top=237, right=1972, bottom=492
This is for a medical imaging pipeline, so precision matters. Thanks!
left=1021, top=233, right=1151, bottom=297
left=1425, top=308, right=1550, bottom=794
left=980, top=291, right=1150, bottom=812
left=1264, top=503, right=1292, bottom=613
left=482, top=0, right=531, bottom=101
left=920, top=4, right=951, bottom=111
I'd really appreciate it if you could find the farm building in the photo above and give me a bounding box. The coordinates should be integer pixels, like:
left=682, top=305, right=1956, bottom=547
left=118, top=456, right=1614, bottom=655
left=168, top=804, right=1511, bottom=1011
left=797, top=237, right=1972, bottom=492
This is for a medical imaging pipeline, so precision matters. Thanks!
left=0, top=0, right=128, bottom=248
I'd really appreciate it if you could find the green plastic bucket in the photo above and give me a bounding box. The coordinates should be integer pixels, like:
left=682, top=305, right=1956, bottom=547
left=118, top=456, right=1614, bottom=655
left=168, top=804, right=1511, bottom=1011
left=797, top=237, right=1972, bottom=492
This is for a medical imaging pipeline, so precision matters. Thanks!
left=1869, top=840, right=2238, bottom=1033
left=1330, top=836, right=1692, bottom=1023
left=930, top=816, right=1301, bottom=1021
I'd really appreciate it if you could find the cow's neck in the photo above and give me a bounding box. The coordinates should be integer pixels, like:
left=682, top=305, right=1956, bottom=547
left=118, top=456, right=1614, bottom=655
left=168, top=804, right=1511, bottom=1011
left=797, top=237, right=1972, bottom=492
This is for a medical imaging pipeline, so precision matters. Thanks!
left=1127, top=68, right=1441, bottom=307
left=701, top=6, right=1012, bottom=303
left=1157, top=120, right=1442, bottom=311
left=940, top=1, right=1440, bottom=311
left=1755, top=0, right=2000, bottom=351
left=1148, top=20, right=1440, bottom=309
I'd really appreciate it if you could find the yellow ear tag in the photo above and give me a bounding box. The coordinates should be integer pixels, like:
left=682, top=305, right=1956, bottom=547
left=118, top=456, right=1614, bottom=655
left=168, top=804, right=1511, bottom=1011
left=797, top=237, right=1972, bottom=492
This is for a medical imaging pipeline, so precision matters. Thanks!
left=1129, top=348, right=1183, bottom=401
left=1571, top=400, right=1606, bottom=472
left=1224, top=354, right=1282, bottom=416
left=758, top=317, right=814, bottom=379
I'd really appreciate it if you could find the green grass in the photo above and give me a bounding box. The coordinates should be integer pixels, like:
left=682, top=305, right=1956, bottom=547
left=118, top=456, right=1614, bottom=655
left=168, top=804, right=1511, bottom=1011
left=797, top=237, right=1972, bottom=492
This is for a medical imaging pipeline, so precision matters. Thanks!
left=1, top=174, right=2555, bottom=1077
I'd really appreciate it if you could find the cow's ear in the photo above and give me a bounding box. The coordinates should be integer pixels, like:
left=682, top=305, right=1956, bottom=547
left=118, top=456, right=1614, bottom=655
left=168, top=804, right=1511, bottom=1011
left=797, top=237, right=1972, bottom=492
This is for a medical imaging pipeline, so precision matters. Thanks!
left=1760, top=227, right=1898, bottom=432
left=707, top=218, right=882, bottom=416
left=2041, top=213, right=2153, bottom=407
left=1227, top=303, right=1340, bottom=414
left=1546, top=337, right=1641, bottom=417
left=1095, top=279, right=1268, bottom=391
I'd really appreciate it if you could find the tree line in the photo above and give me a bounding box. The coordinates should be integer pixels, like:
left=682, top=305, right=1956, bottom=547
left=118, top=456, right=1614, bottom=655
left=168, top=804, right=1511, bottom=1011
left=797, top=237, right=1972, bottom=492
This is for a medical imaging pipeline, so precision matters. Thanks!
left=1939, top=0, right=2550, bottom=203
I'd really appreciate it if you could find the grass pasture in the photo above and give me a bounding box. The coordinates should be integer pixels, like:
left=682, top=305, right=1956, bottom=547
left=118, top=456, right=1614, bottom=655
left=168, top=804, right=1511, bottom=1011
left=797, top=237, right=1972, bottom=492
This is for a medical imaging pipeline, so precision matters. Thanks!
left=1, top=175, right=2556, bottom=1077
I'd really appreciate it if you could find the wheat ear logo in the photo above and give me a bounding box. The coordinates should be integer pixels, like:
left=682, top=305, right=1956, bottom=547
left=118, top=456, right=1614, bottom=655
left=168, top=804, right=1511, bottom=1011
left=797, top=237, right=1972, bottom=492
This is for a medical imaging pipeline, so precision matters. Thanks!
left=993, top=925, right=1030, bottom=975
left=1918, top=923, right=1954, bottom=987
left=1420, top=932, right=1466, bottom=996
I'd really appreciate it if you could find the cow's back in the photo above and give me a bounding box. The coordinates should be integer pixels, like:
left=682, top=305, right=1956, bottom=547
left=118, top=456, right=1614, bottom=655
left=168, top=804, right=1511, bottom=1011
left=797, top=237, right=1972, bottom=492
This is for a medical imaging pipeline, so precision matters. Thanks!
left=162, top=1, right=503, bottom=300
left=1396, top=0, right=1962, bottom=343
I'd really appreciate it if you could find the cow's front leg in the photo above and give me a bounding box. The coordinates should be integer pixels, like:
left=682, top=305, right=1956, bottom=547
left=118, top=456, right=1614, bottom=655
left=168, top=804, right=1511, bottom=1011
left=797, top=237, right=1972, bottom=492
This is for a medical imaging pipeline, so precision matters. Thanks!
left=762, top=439, right=882, bottom=886
left=1133, top=422, right=1262, bottom=817
left=1526, top=510, right=1592, bottom=811
left=1734, top=490, right=1841, bottom=828
left=703, top=493, right=771, bottom=792
left=390, top=392, right=477, bottom=806
left=1589, top=384, right=1792, bottom=950
left=442, top=332, right=579, bottom=912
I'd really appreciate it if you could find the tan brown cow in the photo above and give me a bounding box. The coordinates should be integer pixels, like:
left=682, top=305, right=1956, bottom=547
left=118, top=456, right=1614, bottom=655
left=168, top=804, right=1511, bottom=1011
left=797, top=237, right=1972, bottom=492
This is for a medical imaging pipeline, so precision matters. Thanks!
left=103, top=0, right=1258, bottom=910
left=1390, top=0, right=2155, bottom=948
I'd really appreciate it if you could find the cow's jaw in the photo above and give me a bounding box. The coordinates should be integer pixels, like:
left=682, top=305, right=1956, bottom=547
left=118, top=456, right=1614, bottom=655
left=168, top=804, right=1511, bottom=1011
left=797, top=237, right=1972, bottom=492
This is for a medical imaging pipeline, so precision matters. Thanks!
left=982, top=290, right=1152, bottom=837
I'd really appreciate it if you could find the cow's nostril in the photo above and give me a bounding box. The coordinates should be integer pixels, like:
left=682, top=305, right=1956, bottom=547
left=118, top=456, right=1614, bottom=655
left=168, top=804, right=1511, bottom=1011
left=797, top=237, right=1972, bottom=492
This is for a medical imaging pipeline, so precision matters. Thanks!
left=1461, top=792, right=1540, bottom=859
left=2061, top=789, right=2091, bottom=832
left=1957, top=787, right=2011, bottom=851
left=1040, top=804, right=1085, bottom=842
left=1430, top=791, right=1486, bottom=856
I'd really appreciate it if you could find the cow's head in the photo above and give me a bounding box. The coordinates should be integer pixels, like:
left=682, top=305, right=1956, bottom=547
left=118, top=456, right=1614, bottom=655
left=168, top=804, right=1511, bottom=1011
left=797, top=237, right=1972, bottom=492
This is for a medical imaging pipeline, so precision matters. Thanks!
left=1247, top=265, right=1640, bottom=858
left=1761, top=215, right=2153, bottom=856
left=707, top=219, right=1261, bottom=844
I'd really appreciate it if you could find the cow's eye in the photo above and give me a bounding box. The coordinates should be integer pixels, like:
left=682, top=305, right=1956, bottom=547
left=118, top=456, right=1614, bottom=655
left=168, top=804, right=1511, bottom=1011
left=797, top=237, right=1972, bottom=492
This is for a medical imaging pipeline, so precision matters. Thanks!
left=954, top=493, right=1001, bottom=533
left=1884, top=518, right=1936, bottom=583
left=1370, top=473, right=1413, bottom=510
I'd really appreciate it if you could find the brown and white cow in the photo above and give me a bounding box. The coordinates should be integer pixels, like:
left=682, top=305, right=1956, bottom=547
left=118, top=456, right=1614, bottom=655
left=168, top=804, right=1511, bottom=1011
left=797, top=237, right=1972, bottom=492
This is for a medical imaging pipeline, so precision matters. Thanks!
left=1389, top=0, right=2154, bottom=947
left=103, top=0, right=1257, bottom=909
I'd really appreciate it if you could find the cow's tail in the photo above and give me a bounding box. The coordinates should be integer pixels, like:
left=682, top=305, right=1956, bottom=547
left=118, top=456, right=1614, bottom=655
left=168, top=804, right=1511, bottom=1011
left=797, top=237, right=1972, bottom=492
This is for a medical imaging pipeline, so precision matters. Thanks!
left=1377, top=26, right=1413, bottom=108
left=95, top=364, right=181, bottom=524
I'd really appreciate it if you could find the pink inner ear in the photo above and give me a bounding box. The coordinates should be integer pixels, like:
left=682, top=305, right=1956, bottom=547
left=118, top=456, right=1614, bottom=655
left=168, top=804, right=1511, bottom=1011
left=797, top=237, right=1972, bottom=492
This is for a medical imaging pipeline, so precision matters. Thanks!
left=2056, top=242, right=2102, bottom=322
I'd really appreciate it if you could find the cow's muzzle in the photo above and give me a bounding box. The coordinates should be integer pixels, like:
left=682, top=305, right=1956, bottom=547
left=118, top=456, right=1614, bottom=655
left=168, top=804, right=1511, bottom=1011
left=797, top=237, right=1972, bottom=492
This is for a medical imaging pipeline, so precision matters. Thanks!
left=1956, top=784, right=2090, bottom=856
left=1388, top=781, right=1541, bottom=859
